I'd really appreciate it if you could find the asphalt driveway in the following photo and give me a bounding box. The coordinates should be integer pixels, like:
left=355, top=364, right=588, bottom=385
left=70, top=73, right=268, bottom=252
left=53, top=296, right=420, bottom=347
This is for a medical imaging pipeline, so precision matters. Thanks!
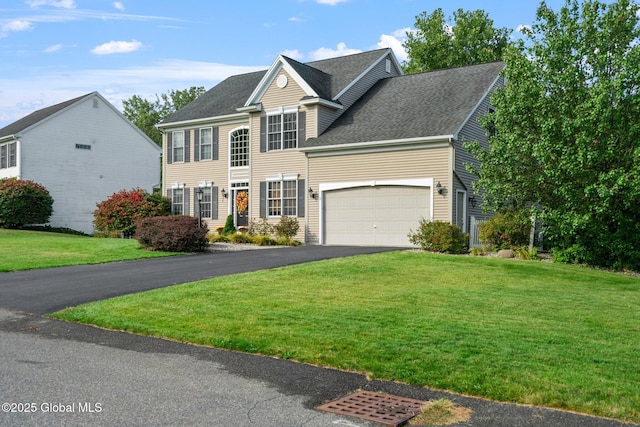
left=0, top=245, right=395, bottom=314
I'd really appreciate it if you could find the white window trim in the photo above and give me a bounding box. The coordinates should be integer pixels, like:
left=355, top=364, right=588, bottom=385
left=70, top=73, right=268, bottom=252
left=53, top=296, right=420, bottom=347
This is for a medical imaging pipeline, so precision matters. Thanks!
left=199, top=127, right=213, bottom=161
left=229, top=126, right=250, bottom=168
left=172, top=130, right=185, bottom=163
left=266, top=106, right=298, bottom=151
left=456, top=189, right=467, bottom=232
left=266, top=175, right=298, bottom=218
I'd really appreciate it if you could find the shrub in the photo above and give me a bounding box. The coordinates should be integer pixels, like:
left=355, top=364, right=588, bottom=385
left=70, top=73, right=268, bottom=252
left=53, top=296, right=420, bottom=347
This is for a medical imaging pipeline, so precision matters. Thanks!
left=135, top=215, right=208, bottom=252
left=273, top=216, right=300, bottom=239
left=0, top=178, right=53, bottom=228
left=93, top=189, right=170, bottom=237
left=248, top=217, right=273, bottom=236
left=478, top=208, right=531, bottom=250
left=222, top=214, right=236, bottom=235
left=514, top=246, right=539, bottom=260
left=408, top=219, right=468, bottom=254
left=253, top=235, right=277, bottom=246
left=228, top=232, right=254, bottom=244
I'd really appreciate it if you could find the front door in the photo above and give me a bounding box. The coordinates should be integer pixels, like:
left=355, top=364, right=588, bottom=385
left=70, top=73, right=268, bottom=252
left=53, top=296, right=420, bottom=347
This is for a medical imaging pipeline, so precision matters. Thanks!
left=234, top=189, right=249, bottom=228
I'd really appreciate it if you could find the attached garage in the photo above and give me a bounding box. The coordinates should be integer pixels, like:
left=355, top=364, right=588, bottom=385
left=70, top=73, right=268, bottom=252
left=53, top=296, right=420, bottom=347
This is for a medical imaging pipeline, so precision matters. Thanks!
left=322, top=184, right=432, bottom=246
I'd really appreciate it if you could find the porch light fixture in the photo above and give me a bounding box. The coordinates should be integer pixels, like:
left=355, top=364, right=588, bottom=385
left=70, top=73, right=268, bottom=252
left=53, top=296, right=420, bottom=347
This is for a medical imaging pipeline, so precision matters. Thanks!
left=436, top=181, right=444, bottom=195
left=468, top=195, right=477, bottom=208
left=308, top=187, right=318, bottom=200
left=221, top=188, right=227, bottom=198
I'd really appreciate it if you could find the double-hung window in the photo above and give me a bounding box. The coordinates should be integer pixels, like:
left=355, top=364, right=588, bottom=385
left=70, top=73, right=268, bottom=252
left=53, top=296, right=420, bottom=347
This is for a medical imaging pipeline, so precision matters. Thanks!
left=199, top=186, right=212, bottom=219
left=199, top=128, right=212, bottom=161
left=0, top=142, right=16, bottom=169
left=171, top=188, right=184, bottom=215
left=267, top=109, right=297, bottom=151
left=172, top=131, right=184, bottom=162
left=267, top=179, right=297, bottom=217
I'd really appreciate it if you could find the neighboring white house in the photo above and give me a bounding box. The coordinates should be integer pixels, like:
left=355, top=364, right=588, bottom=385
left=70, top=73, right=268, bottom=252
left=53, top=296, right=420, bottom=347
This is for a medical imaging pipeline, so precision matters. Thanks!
left=0, top=92, right=161, bottom=234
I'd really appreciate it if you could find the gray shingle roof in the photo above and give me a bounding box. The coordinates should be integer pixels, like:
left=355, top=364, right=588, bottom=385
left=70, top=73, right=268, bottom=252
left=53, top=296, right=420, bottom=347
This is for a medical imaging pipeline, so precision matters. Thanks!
left=160, top=49, right=392, bottom=125
left=161, top=70, right=266, bottom=124
left=303, top=61, right=505, bottom=147
left=0, top=93, right=93, bottom=138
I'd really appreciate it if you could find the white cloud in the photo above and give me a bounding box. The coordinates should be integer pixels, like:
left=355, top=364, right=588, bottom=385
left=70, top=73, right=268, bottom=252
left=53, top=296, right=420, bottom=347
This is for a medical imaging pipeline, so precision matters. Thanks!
left=43, top=43, right=63, bottom=53
left=114, top=2, right=125, bottom=11
left=91, top=40, right=143, bottom=55
left=2, top=20, right=33, bottom=33
left=316, top=0, right=348, bottom=5
left=26, top=0, right=76, bottom=8
left=376, top=28, right=409, bottom=63
left=308, top=42, right=361, bottom=61
left=281, top=49, right=304, bottom=60
left=288, top=16, right=304, bottom=22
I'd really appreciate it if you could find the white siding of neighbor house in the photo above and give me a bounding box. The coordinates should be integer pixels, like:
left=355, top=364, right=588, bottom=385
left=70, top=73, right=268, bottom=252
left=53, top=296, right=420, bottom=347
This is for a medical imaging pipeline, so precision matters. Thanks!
left=19, top=94, right=161, bottom=234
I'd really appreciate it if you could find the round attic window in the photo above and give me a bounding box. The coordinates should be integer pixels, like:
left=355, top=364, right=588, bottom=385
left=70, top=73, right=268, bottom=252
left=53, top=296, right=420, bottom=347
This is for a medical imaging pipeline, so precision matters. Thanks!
left=276, top=74, right=288, bottom=88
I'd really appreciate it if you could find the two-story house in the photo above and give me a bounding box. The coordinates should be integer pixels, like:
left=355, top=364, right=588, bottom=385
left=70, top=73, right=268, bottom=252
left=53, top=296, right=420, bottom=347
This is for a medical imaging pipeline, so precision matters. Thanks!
left=0, top=92, right=161, bottom=234
left=158, top=49, right=503, bottom=246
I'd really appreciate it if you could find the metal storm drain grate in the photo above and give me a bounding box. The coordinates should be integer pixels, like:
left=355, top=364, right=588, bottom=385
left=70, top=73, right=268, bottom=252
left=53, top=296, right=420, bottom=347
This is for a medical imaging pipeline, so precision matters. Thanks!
left=316, top=390, right=426, bottom=427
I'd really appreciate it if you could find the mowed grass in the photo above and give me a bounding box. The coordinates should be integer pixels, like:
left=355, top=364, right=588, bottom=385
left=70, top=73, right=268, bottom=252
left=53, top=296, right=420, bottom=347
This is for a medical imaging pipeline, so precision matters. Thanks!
left=0, top=229, right=177, bottom=271
left=50, top=251, right=640, bottom=423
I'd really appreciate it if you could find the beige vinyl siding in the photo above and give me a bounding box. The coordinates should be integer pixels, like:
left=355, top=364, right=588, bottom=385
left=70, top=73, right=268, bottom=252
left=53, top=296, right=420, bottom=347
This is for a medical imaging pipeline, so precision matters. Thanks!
left=307, top=146, right=450, bottom=244
left=260, top=70, right=306, bottom=110
left=317, top=52, right=401, bottom=135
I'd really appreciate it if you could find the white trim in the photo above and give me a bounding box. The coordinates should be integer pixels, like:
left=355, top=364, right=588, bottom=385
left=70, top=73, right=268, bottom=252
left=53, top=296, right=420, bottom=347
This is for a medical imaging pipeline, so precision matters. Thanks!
left=171, top=182, right=184, bottom=189
left=157, top=112, right=248, bottom=130
left=299, top=98, right=343, bottom=110
left=198, top=181, right=213, bottom=188
left=236, top=104, right=262, bottom=113
left=266, top=105, right=298, bottom=115
left=229, top=125, right=250, bottom=168
left=301, top=135, right=453, bottom=156
left=318, top=178, right=434, bottom=244
left=456, top=189, right=467, bottom=232
left=245, top=57, right=318, bottom=107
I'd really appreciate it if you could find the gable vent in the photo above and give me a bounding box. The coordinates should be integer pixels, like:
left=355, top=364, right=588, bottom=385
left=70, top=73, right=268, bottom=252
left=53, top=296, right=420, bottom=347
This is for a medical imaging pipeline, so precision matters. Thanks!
left=386, top=59, right=391, bottom=73
left=75, top=144, right=91, bottom=150
left=93, top=99, right=99, bottom=108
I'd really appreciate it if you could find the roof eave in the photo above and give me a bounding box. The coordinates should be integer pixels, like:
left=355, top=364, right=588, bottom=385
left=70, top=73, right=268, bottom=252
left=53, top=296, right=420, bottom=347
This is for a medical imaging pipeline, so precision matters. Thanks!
left=300, top=135, right=454, bottom=154
left=299, top=98, right=343, bottom=110
left=157, top=112, right=249, bottom=130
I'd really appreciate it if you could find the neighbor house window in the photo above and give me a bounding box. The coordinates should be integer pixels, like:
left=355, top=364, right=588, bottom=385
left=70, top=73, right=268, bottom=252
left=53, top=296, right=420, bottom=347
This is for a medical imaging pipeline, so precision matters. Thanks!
left=199, top=128, right=212, bottom=161
left=171, top=188, right=184, bottom=215
left=0, top=142, right=17, bottom=169
left=198, top=186, right=212, bottom=219
left=267, top=180, right=297, bottom=216
left=230, top=128, right=249, bottom=167
left=172, top=131, right=184, bottom=162
left=267, top=111, right=297, bottom=151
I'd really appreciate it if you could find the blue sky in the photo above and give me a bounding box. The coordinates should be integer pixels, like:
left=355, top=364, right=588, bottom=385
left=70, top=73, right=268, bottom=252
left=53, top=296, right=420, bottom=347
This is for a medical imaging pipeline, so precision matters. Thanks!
left=1, top=0, right=573, bottom=128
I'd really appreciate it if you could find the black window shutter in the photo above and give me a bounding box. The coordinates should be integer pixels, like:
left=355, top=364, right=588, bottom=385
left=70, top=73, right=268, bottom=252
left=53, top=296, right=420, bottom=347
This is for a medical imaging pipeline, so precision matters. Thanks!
left=260, top=181, right=267, bottom=217
left=297, top=111, right=306, bottom=147
left=166, top=132, right=173, bottom=164
left=260, top=116, right=267, bottom=152
left=212, top=186, right=219, bottom=220
left=297, top=179, right=305, bottom=217
left=213, top=127, right=219, bottom=161
left=184, top=131, right=191, bottom=163
left=184, top=187, right=190, bottom=216
left=194, top=129, right=200, bottom=162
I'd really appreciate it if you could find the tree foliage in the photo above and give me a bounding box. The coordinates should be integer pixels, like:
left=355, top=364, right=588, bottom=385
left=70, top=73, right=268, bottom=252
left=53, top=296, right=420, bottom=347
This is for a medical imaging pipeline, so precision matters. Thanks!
left=0, top=178, right=53, bottom=228
left=123, top=86, right=205, bottom=146
left=93, top=189, right=170, bottom=237
left=466, top=0, right=640, bottom=270
left=403, top=8, right=511, bottom=73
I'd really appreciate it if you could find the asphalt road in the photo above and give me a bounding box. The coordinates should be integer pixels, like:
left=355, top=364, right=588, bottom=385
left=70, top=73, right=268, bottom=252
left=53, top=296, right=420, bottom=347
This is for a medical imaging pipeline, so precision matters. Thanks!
left=1, top=246, right=637, bottom=426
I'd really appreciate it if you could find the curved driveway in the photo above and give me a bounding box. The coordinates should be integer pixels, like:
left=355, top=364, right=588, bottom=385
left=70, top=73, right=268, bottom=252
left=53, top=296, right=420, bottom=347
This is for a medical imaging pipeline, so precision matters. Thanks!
left=0, top=245, right=394, bottom=315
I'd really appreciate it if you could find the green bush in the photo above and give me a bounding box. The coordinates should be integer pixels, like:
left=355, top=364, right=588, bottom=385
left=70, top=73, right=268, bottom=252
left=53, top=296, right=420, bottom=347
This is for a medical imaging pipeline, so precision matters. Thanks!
left=222, top=214, right=236, bottom=235
left=248, top=217, right=273, bottom=236
left=408, top=219, right=468, bottom=254
left=228, top=232, right=254, bottom=244
left=478, top=209, right=531, bottom=250
left=0, top=178, right=53, bottom=228
left=273, top=216, right=300, bottom=239
left=252, top=235, right=277, bottom=246
left=135, top=215, right=208, bottom=252
left=514, top=246, right=539, bottom=260
left=93, top=189, right=170, bottom=237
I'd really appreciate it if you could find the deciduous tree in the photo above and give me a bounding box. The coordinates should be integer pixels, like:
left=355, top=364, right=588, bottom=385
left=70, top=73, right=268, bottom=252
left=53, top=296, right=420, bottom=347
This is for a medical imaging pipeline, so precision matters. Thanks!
left=403, top=8, right=511, bottom=73
left=466, top=0, right=640, bottom=270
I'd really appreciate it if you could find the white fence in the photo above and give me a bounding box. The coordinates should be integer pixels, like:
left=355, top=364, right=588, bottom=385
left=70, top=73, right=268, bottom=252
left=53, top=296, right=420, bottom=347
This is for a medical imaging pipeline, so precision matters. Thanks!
left=469, top=215, right=485, bottom=248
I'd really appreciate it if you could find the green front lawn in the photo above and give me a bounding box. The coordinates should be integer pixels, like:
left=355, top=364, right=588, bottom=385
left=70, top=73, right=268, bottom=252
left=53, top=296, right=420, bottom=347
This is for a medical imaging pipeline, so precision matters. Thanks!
left=50, top=251, right=640, bottom=423
left=0, top=229, right=177, bottom=271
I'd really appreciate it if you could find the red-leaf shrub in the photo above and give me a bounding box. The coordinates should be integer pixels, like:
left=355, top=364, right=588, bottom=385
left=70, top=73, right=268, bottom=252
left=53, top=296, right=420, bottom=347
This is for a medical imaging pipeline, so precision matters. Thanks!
left=135, top=215, right=208, bottom=252
left=0, top=178, right=53, bottom=228
left=93, top=189, right=170, bottom=237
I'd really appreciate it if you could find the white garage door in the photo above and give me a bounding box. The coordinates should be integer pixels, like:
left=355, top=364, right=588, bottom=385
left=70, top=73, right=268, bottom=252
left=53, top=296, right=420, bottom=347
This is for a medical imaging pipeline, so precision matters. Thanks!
left=323, top=185, right=431, bottom=246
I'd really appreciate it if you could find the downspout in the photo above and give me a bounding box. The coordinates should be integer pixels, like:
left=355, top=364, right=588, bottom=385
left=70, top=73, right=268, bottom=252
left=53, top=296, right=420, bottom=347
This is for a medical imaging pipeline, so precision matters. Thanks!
left=448, top=137, right=454, bottom=224
left=305, top=152, right=310, bottom=245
